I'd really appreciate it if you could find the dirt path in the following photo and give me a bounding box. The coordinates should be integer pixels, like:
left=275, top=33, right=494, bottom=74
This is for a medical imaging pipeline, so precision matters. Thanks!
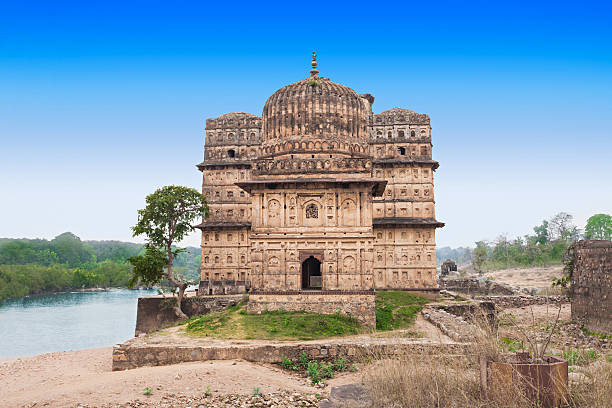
left=0, top=348, right=320, bottom=408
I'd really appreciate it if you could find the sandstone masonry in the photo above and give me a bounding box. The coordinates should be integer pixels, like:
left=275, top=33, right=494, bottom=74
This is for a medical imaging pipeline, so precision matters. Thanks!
left=194, top=54, right=444, bottom=323
left=570, top=240, right=612, bottom=334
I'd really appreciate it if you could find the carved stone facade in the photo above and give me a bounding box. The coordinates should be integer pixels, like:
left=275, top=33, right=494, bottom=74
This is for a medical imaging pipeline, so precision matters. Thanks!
left=196, top=55, right=444, bottom=322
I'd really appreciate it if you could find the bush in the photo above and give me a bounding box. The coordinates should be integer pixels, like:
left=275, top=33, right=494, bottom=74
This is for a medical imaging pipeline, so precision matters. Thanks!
left=307, top=361, right=321, bottom=384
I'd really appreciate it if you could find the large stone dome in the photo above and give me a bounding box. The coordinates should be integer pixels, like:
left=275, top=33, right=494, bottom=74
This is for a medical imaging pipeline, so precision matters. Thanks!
left=253, top=54, right=375, bottom=178
left=260, top=54, right=373, bottom=160
left=262, top=77, right=371, bottom=141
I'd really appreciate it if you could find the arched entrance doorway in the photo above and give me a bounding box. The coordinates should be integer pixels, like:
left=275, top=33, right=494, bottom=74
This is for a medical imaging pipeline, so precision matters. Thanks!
left=301, top=256, right=322, bottom=290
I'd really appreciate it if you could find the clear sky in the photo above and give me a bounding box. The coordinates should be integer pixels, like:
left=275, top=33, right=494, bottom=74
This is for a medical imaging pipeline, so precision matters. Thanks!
left=1, top=0, right=611, bottom=249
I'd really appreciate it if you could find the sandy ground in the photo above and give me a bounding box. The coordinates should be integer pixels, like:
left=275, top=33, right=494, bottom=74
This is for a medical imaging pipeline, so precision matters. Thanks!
left=501, top=302, right=571, bottom=323
left=481, top=265, right=564, bottom=291
left=0, top=317, right=451, bottom=408
left=0, top=348, right=327, bottom=408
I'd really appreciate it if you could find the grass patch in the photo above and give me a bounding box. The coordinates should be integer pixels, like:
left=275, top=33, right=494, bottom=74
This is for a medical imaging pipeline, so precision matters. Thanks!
left=280, top=353, right=355, bottom=385
left=185, top=291, right=429, bottom=340
left=185, top=303, right=361, bottom=340
left=375, top=291, right=430, bottom=331
left=561, top=348, right=600, bottom=366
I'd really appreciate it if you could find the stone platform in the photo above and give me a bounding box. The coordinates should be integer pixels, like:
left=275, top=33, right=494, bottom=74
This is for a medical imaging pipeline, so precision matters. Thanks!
left=112, top=333, right=468, bottom=371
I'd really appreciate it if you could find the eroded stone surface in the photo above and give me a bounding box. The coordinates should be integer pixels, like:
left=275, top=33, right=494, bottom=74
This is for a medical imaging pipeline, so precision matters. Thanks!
left=570, top=240, right=612, bottom=334
left=195, top=57, right=444, bottom=315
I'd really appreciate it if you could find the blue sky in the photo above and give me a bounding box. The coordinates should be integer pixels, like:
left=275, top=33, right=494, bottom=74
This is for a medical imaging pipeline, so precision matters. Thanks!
left=1, top=0, right=611, bottom=248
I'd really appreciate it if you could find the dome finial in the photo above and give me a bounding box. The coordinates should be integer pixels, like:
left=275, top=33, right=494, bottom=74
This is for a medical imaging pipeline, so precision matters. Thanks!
left=310, top=51, right=319, bottom=77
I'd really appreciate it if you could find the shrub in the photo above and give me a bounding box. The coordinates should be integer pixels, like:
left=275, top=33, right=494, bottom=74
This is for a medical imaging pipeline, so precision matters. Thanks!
left=307, top=361, right=321, bottom=384
left=281, top=356, right=299, bottom=371
left=320, top=362, right=335, bottom=379
left=333, top=357, right=347, bottom=372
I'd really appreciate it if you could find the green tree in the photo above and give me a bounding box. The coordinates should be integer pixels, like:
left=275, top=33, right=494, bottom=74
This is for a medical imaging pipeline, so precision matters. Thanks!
left=584, top=214, right=612, bottom=240
left=131, top=185, right=209, bottom=318
left=127, top=245, right=168, bottom=287
left=51, top=232, right=96, bottom=267
left=533, top=220, right=549, bottom=245
left=547, top=212, right=580, bottom=242
left=472, top=241, right=488, bottom=275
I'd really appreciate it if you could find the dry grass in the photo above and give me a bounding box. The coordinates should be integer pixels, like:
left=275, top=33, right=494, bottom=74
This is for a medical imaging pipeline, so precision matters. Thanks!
left=362, top=307, right=612, bottom=408
left=364, top=357, right=525, bottom=408
left=567, top=359, right=612, bottom=407
left=363, top=356, right=612, bottom=408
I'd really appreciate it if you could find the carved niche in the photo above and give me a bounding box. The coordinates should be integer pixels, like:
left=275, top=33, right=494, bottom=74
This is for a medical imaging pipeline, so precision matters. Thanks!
left=267, top=199, right=281, bottom=227
left=300, top=197, right=323, bottom=226
left=341, top=198, right=357, bottom=226
left=343, top=255, right=356, bottom=272
left=305, top=203, right=318, bottom=219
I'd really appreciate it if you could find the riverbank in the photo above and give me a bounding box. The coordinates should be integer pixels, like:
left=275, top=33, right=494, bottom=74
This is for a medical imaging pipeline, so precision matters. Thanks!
left=0, top=286, right=163, bottom=302
left=0, top=347, right=328, bottom=407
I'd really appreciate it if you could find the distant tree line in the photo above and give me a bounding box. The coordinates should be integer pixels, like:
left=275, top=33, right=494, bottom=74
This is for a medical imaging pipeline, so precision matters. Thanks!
left=437, top=213, right=611, bottom=273
left=0, top=232, right=201, bottom=300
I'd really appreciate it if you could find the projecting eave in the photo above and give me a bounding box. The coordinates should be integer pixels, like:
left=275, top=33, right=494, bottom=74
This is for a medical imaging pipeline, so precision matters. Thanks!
left=372, top=217, right=445, bottom=228
left=196, top=160, right=252, bottom=171
left=373, top=158, right=440, bottom=170
left=194, top=221, right=251, bottom=230
left=236, top=177, right=387, bottom=197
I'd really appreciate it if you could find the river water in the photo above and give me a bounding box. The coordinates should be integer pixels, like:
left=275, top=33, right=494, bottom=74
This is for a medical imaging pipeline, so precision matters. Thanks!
left=0, top=288, right=157, bottom=358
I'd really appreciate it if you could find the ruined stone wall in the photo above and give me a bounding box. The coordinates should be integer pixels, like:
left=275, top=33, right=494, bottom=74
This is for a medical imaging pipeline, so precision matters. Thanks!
left=571, top=240, right=612, bottom=334
left=247, top=292, right=376, bottom=327
left=134, top=294, right=244, bottom=335
left=475, top=295, right=568, bottom=308
left=440, top=277, right=517, bottom=296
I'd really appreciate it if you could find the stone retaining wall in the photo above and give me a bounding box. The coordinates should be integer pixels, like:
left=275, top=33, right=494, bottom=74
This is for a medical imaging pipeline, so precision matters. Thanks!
left=135, top=294, right=245, bottom=335
left=436, top=302, right=495, bottom=320
left=422, top=307, right=477, bottom=342
left=474, top=295, right=568, bottom=309
left=571, top=240, right=612, bottom=334
left=112, top=340, right=469, bottom=371
left=247, top=292, right=376, bottom=328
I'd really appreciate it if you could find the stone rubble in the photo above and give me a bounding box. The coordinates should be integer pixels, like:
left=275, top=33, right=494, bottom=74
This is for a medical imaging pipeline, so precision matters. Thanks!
left=80, top=390, right=321, bottom=408
left=421, top=307, right=477, bottom=342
